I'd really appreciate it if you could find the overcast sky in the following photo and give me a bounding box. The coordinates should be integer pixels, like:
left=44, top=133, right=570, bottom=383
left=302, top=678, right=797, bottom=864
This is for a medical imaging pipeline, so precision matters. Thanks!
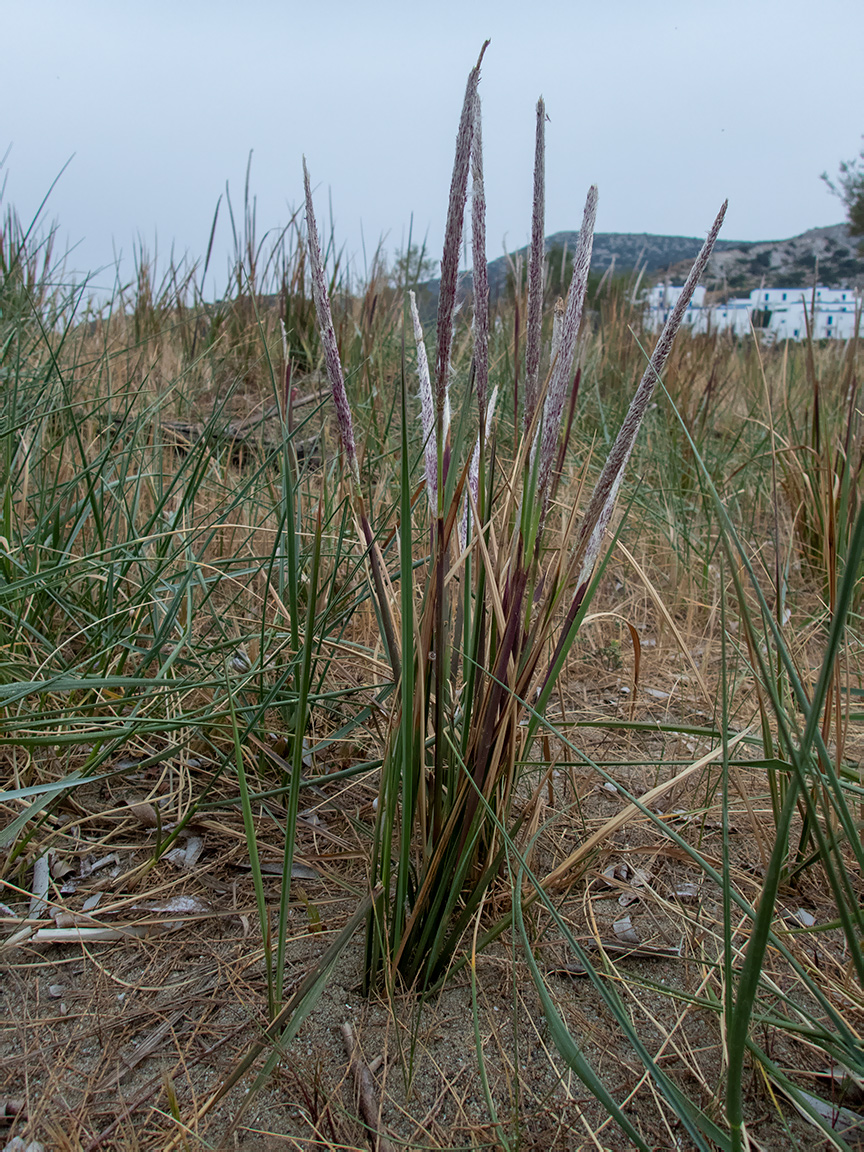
left=4, top=0, right=863, bottom=297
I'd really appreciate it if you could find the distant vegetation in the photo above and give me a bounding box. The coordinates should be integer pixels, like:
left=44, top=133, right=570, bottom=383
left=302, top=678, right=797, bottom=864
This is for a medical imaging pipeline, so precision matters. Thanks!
left=1, top=67, right=863, bottom=1152
left=824, top=136, right=864, bottom=250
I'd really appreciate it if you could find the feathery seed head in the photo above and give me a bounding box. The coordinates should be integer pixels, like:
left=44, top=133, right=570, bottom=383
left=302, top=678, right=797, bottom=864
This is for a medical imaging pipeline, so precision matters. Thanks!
left=573, top=200, right=728, bottom=588
left=471, top=91, right=489, bottom=423
left=535, top=185, right=598, bottom=503
left=303, top=158, right=359, bottom=486
left=436, top=42, right=489, bottom=432
left=524, top=96, right=546, bottom=433
left=409, top=290, right=438, bottom=510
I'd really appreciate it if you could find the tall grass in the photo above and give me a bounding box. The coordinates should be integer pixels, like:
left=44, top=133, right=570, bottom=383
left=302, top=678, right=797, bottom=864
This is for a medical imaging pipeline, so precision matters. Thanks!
left=300, top=47, right=864, bottom=1149
left=2, top=51, right=863, bottom=1149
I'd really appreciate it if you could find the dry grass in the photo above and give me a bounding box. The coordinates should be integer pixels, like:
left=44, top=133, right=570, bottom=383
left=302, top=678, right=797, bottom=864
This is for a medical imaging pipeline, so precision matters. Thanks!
left=2, top=505, right=859, bottom=1148
left=2, top=176, right=863, bottom=1148
left=1, top=707, right=851, bottom=1149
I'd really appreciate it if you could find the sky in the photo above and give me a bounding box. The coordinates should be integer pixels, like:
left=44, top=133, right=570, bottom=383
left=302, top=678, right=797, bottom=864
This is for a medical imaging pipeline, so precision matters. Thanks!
left=4, top=0, right=864, bottom=298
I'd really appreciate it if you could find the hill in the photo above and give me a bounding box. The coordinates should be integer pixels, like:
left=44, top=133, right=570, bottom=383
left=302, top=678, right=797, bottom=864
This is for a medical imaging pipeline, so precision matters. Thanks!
left=417, top=223, right=864, bottom=314
left=418, top=231, right=748, bottom=315
left=667, top=223, right=864, bottom=294
left=484, top=230, right=750, bottom=300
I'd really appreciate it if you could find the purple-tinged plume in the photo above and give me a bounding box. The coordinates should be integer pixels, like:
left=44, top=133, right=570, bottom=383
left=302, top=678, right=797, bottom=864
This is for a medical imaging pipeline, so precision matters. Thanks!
left=572, top=201, right=728, bottom=592
left=303, top=159, right=359, bottom=485
left=471, top=90, right=489, bottom=423
left=535, top=185, right=597, bottom=504
left=436, top=42, right=489, bottom=441
left=409, top=290, right=444, bottom=510
left=538, top=202, right=727, bottom=706
left=523, top=97, right=546, bottom=433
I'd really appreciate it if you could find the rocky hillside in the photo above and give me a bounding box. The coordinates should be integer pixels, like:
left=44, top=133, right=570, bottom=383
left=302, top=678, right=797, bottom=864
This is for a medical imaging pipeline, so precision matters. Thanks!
left=666, top=223, right=864, bottom=294
left=417, top=223, right=863, bottom=316
left=418, top=231, right=750, bottom=315
left=484, top=230, right=750, bottom=300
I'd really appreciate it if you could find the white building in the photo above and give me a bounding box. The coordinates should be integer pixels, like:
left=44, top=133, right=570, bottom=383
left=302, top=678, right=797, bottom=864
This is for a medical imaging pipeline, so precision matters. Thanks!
left=645, top=284, right=861, bottom=341
left=698, top=297, right=752, bottom=337
left=645, top=284, right=707, bottom=329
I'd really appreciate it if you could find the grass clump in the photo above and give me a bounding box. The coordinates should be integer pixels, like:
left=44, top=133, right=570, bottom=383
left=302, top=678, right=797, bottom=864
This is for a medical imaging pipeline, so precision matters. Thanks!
left=1, top=45, right=863, bottom=1152
left=302, top=51, right=726, bottom=1006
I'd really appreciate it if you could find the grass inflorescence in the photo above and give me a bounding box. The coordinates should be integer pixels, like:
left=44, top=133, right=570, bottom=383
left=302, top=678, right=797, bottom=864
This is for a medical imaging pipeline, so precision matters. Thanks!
left=1, top=48, right=863, bottom=1152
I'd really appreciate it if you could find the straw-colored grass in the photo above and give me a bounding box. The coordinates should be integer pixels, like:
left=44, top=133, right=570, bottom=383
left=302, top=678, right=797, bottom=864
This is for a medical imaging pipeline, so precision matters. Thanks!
left=1, top=54, right=863, bottom=1151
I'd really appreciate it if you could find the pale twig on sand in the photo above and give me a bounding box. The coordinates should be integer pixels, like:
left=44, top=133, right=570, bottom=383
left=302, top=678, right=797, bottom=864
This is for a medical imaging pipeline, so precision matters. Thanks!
left=342, top=1021, right=393, bottom=1152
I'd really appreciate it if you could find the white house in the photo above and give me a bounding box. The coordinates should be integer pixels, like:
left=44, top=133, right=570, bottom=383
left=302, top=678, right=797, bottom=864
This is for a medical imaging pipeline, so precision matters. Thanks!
left=698, top=298, right=752, bottom=337
left=645, top=284, right=861, bottom=341
left=749, top=287, right=859, bottom=341
left=645, top=284, right=707, bottom=329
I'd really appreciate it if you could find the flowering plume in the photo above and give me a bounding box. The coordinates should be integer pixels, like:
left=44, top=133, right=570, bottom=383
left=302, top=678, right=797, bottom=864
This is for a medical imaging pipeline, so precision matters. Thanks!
left=523, top=98, right=546, bottom=433
left=409, top=290, right=446, bottom=510
left=572, top=200, right=728, bottom=595
left=436, top=42, right=489, bottom=444
left=535, top=184, right=598, bottom=505
left=303, top=158, right=359, bottom=486
left=471, top=91, right=489, bottom=423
